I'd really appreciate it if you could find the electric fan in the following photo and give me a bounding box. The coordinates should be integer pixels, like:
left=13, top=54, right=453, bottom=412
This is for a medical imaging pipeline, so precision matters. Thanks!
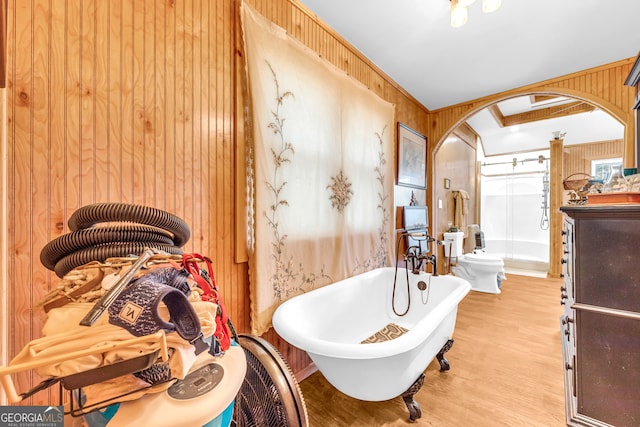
left=232, top=334, right=308, bottom=427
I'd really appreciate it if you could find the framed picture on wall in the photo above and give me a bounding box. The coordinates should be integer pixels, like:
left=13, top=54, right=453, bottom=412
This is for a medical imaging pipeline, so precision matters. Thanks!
left=397, top=122, right=427, bottom=189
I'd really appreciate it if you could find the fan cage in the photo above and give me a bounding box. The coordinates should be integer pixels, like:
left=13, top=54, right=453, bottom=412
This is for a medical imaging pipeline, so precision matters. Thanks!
left=232, top=335, right=308, bottom=427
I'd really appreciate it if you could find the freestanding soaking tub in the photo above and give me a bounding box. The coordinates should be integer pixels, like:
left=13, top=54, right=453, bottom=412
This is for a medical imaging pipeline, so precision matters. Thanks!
left=272, top=267, right=471, bottom=421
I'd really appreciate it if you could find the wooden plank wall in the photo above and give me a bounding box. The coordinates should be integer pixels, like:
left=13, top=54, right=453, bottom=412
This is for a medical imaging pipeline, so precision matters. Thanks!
left=1, top=0, right=6, bottom=87
left=1, top=0, right=7, bottom=382
left=4, top=0, right=251, bottom=404
left=563, top=139, right=624, bottom=178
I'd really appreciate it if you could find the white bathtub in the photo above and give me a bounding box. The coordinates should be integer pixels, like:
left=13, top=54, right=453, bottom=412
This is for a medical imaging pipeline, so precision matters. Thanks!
left=272, top=267, right=471, bottom=401
left=484, top=238, right=549, bottom=263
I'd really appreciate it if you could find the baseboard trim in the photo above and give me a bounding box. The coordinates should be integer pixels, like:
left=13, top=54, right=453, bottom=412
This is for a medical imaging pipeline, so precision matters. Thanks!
left=295, top=362, right=318, bottom=382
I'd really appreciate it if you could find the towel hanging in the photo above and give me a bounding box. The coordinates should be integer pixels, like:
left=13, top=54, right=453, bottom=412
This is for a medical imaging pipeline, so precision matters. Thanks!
left=453, top=190, right=470, bottom=236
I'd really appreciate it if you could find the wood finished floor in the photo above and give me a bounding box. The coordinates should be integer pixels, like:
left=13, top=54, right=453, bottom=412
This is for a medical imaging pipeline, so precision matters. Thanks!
left=299, top=274, right=566, bottom=427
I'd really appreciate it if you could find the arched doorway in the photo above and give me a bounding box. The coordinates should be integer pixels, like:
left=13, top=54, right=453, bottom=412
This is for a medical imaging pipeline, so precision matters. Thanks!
left=432, top=91, right=627, bottom=277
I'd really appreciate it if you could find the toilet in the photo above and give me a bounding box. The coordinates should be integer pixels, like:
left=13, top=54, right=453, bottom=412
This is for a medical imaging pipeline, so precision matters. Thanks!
left=443, top=228, right=505, bottom=294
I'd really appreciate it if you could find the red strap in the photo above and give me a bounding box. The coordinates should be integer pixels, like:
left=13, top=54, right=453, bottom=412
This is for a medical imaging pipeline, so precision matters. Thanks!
left=182, top=254, right=215, bottom=300
left=182, top=253, right=230, bottom=350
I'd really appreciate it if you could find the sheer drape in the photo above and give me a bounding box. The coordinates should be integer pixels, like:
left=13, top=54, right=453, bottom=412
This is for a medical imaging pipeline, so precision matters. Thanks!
left=242, top=4, right=395, bottom=335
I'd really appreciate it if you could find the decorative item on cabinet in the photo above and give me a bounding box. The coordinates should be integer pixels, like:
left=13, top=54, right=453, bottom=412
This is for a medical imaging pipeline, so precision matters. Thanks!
left=559, top=205, right=640, bottom=427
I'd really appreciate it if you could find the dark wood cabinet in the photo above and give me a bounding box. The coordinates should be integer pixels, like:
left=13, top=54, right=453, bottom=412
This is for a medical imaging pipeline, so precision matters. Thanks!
left=560, top=205, right=640, bottom=427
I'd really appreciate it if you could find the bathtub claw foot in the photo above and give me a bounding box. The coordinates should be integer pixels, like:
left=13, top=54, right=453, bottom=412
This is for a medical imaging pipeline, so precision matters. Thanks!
left=436, top=339, right=454, bottom=372
left=401, top=373, right=425, bottom=422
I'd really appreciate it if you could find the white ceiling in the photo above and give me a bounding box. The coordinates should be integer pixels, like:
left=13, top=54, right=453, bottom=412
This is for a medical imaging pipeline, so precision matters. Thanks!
left=299, top=0, right=640, bottom=110
left=299, top=0, right=640, bottom=156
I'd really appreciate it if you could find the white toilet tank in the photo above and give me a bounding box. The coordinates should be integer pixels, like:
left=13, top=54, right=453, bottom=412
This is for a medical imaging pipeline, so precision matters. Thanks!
left=443, top=231, right=464, bottom=257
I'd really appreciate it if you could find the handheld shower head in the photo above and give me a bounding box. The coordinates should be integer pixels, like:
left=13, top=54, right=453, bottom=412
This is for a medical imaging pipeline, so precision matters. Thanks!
left=407, top=231, right=426, bottom=238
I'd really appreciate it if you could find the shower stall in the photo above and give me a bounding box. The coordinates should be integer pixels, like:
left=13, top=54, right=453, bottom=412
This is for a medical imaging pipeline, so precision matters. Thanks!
left=480, top=151, right=550, bottom=272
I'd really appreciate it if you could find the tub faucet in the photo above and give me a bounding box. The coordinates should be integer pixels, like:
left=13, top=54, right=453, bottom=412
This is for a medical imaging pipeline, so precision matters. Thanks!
left=404, top=245, right=425, bottom=275
left=403, top=235, right=442, bottom=276
left=424, top=253, right=438, bottom=276
left=423, top=236, right=443, bottom=276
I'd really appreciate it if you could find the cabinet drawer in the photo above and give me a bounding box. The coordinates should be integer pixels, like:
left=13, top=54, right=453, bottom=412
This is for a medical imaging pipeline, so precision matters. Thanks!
left=575, top=218, right=640, bottom=311
left=576, top=309, right=640, bottom=426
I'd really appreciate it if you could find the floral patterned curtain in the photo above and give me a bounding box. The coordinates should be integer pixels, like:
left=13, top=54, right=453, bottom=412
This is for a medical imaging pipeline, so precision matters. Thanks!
left=242, top=4, right=395, bottom=335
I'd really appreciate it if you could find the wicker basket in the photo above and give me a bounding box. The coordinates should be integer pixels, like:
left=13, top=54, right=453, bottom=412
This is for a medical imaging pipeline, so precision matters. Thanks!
left=563, top=173, right=592, bottom=191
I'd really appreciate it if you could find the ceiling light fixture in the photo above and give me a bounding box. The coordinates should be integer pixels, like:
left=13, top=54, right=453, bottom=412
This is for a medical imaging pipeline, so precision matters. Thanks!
left=450, top=0, right=502, bottom=28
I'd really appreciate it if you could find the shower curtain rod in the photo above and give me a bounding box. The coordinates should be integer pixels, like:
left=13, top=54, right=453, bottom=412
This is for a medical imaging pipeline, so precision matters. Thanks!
left=481, top=157, right=550, bottom=167
left=481, top=170, right=547, bottom=178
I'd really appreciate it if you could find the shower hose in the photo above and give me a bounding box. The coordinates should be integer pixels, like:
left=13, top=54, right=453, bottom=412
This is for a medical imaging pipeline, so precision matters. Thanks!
left=40, top=202, right=190, bottom=278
